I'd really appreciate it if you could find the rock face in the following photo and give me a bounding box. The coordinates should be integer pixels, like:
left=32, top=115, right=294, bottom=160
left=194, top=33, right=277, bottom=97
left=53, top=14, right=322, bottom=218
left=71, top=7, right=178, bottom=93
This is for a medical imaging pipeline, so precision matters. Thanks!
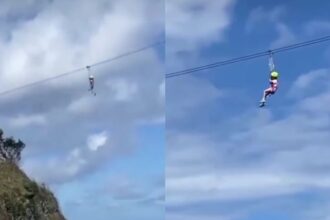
left=0, top=162, right=66, bottom=220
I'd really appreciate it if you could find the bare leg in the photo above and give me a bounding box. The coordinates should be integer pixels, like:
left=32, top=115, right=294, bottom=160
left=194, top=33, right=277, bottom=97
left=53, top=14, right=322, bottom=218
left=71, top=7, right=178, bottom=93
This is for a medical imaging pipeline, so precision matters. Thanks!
left=261, top=88, right=272, bottom=102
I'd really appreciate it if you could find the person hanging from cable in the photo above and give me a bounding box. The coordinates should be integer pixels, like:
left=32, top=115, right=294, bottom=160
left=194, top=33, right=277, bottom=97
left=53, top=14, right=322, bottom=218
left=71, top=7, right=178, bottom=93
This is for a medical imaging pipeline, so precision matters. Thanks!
left=86, top=66, right=96, bottom=96
left=259, top=51, right=279, bottom=107
left=89, top=75, right=95, bottom=90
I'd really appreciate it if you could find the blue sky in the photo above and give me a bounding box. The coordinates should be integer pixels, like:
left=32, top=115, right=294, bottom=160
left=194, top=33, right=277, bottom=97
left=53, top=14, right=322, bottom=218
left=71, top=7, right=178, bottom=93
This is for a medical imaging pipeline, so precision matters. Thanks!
left=167, top=0, right=330, bottom=220
left=0, top=0, right=164, bottom=219
left=1, top=1, right=330, bottom=220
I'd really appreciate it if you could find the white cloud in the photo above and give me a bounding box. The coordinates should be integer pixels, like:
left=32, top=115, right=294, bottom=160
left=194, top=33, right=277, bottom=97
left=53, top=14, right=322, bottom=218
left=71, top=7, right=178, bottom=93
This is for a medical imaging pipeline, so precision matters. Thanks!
left=23, top=147, right=88, bottom=184
left=166, top=0, right=235, bottom=70
left=167, top=69, right=330, bottom=209
left=0, top=0, right=164, bottom=190
left=0, top=0, right=163, bottom=93
left=245, top=5, right=286, bottom=32
left=167, top=0, right=235, bottom=51
left=167, top=76, right=222, bottom=120
left=291, top=69, right=327, bottom=90
left=167, top=169, right=330, bottom=205
left=1, top=1, right=164, bottom=219
left=23, top=131, right=109, bottom=183
left=65, top=148, right=88, bottom=176
left=289, top=68, right=330, bottom=97
left=304, top=20, right=330, bottom=36
left=67, top=96, right=97, bottom=114
left=0, top=0, right=48, bottom=18
left=270, top=23, right=297, bottom=48
left=87, top=131, right=108, bottom=151
left=9, top=114, right=46, bottom=128
left=245, top=5, right=297, bottom=48
left=108, top=79, right=138, bottom=102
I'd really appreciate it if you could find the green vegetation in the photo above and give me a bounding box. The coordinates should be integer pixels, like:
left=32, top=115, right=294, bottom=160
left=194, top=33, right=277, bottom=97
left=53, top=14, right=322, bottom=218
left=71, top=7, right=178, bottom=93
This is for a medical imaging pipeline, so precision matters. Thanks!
left=0, top=129, right=66, bottom=220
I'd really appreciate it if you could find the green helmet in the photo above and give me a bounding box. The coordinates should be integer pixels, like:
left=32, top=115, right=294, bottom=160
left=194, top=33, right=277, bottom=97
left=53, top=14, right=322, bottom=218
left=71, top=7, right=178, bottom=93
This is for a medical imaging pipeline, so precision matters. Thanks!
left=271, top=71, right=279, bottom=78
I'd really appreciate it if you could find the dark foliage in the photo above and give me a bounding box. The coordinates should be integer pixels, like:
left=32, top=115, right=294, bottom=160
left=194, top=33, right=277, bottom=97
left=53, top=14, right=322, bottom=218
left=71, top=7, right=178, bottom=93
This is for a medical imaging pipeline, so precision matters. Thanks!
left=0, top=129, right=25, bottom=164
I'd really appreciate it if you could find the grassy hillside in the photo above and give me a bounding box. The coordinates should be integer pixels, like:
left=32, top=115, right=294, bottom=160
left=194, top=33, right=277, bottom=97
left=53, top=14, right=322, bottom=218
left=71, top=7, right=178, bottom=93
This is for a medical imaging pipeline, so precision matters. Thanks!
left=0, top=162, right=66, bottom=220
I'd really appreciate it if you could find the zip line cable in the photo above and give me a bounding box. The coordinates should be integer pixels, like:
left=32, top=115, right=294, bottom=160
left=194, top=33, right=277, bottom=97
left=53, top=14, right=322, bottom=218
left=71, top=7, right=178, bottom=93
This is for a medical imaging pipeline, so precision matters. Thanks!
left=89, top=41, right=164, bottom=67
left=0, top=40, right=164, bottom=97
left=3, top=34, right=329, bottom=95
left=166, top=35, right=330, bottom=79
